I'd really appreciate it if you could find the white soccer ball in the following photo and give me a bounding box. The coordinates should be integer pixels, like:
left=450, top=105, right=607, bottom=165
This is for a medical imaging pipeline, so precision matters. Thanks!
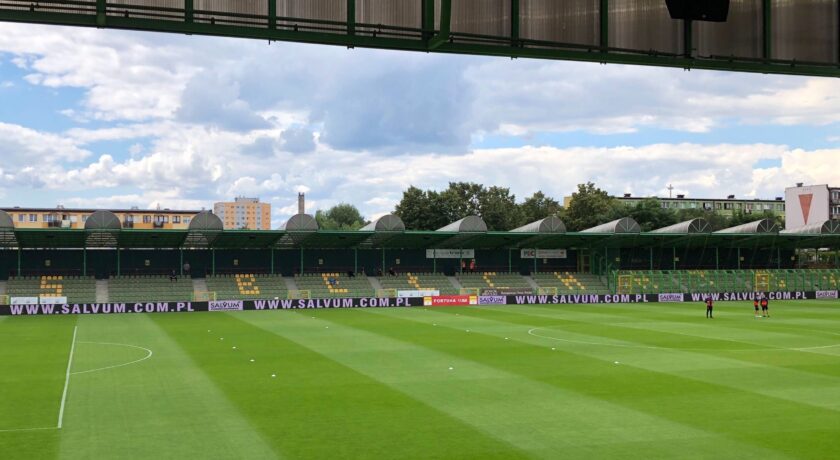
left=448, top=367, right=454, bottom=370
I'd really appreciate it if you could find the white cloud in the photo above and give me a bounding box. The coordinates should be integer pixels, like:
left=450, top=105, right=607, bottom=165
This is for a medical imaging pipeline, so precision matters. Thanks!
left=0, top=23, right=838, bottom=229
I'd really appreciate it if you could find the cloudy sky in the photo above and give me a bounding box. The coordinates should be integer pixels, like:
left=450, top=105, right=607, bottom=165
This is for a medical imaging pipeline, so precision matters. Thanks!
left=0, top=23, right=838, bottom=227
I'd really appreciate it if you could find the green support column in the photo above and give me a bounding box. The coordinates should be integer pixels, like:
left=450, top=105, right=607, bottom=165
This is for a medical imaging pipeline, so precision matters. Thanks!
left=433, top=251, right=437, bottom=274
left=354, top=248, right=358, bottom=273
left=649, top=247, right=654, bottom=271
left=777, top=248, right=781, bottom=270
left=83, top=247, right=87, bottom=277
left=429, top=0, right=451, bottom=49
left=117, top=247, right=121, bottom=277
left=715, top=247, right=719, bottom=270
left=270, top=248, right=275, bottom=275
left=737, top=247, right=741, bottom=270
left=533, top=251, right=537, bottom=275
left=299, top=248, right=304, bottom=275
left=17, top=247, right=21, bottom=276
left=683, top=19, right=692, bottom=58
left=599, top=0, right=609, bottom=50
left=381, top=247, right=385, bottom=274
left=762, top=0, right=771, bottom=60
left=96, top=0, right=106, bottom=27
left=508, top=248, right=512, bottom=274
left=179, top=248, right=184, bottom=276
left=510, top=0, right=519, bottom=46
left=422, top=0, right=435, bottom=40
left=212, top=248, right=216, bottom=276
left=268, top=0, right=276, bottom=29
left=347, top=0, right=355, bottom=35
left=185, top=0, right=194, bottom=23
left=672, top=247, right=676, bottom=270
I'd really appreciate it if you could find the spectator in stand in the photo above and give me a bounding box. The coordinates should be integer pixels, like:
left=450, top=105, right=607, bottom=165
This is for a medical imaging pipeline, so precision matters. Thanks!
left=388, top=266, right=397, bottom=277
left=347, top=269, right=355, bottom=278
left=169, top=269, right=178, bottom=282
left=469, top=259, right=476, bottom=273
left=376, top=267, right=383, bottom=277
left=461, top=260, right=466, bottom=273
left=183, top=262, right=191, bottom=276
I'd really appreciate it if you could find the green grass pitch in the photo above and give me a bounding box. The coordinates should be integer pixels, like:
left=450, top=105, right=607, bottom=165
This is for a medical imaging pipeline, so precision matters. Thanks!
left=2, top=301, right=840, bottom=459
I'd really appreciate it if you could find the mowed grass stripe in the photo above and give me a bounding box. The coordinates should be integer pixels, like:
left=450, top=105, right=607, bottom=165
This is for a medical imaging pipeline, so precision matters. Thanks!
left=0, top=316, right=74, bottom=458
left=359, top=307, right=840, bottom=458
left=506, top=303, right=840, bottom=382
left=57, top=314, right=278, bottom=460
left=236, top=309, right=774, bottom=460
left=152, top=311, right=528, bottom=460
left=427, top=305, right=840, bottom=413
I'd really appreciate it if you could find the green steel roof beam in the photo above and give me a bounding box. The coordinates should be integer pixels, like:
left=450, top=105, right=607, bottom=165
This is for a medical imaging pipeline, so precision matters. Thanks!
left=428, top=0, right=450, bottom=50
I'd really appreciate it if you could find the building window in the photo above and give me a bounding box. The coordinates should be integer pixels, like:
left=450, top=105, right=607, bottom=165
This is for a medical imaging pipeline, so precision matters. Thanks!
left=184, top=217, right=191, bottom=224
left=18, top=214, right=24, bottom=222
left=44, top=214, right=54, bottom=223
left=125, top=215, right=134, bottom=223
left=143, top=215, right=151, bottom=224
left=29, top=214, right=37, bottom=222
left=173, top=216, right=181, bottom=224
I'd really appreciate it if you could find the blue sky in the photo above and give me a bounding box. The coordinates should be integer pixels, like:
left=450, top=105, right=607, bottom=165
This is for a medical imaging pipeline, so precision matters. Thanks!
left=0, top=23, right=838, bottom=227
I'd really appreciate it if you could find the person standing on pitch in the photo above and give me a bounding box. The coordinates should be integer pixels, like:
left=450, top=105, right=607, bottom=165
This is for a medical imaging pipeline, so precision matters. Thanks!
left=760, top=296, right=769, bottom=317
left=705, top=296, right=714, bottom=319
left=753, top=295, right=761, bottom=318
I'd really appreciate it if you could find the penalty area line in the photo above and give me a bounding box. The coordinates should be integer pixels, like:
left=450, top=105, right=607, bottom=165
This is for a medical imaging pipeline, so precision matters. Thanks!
left=57, top=325, right=78, bottom=430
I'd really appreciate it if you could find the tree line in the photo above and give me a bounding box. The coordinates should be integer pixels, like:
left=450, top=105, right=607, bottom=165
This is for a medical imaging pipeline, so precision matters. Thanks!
left=313, top=182, right=784, bottom=232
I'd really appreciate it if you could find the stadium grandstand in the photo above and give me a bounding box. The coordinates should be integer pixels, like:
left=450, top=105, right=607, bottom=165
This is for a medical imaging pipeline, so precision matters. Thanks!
left=1, top=209, right=838, bottom=304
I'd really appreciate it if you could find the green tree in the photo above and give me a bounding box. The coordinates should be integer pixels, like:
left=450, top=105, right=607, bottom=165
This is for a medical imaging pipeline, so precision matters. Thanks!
left=315, top=203, right=366, bottom=230
left=564, top=182, right=620, bottom=231
left=439, top=182, right=484, bottom=222
left=518, top=191, right=562, bottom=226
left=480, top=186, right=522, bottom=230
left=394, top=186, right=450, bottom=230
left=627, top=198, right=678, bottom=232
left=675, top=208, right=729, bottom=231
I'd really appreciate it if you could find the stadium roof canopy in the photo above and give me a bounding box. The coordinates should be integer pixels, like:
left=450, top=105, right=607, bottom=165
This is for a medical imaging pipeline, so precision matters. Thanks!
left=511, top=216, right=566, bottom=234
left=581, top=218, right=641, bottom=234
left=0, top=210, right=15, bottom=247
left=360, top=214, right=405, bottom=232
left=0, top=0, right=837, bottom=78
left=780, top=220, right=840, bottom=235
left=3, top=225, right=838, bottom=251
left=714, top=219, right=778, bottom=234
left=651, top=218, right=712, bottom=234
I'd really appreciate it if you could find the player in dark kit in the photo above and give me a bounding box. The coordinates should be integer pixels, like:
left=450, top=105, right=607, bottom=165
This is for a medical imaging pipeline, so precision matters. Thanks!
left=753, top=296, right=760, bottom=318
left=705, top=296, right=714, bottom=318
left=760, top=297, right=769, bottom=317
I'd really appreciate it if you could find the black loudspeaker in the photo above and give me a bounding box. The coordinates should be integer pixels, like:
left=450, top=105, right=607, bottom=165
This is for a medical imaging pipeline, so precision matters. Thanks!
left=666, top=0, right=730, bottom=22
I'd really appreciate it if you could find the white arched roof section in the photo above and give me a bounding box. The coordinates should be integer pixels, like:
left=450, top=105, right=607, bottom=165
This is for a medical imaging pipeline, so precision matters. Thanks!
left=511, top=216, right=566, bottom=233
left=580, top=217, right=641, bottom=234
left=650, top=218, right=711, bottom=234
left=714, top=218, right=777, bottom=234
left=281, top=213, right=319, bottom=231
left=437, top=216, right=488, bottom=233
left=360, top=214, right=405, bottom=232
left=84, top=210, right=122, bottom=230
left=780, top=220, right=840, bottom=235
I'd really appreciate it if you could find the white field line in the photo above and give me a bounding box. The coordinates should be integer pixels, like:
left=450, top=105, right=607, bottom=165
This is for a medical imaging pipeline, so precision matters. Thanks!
left=0, top=426, right=58, bottom=433
left=71, top=342, right=153, bottom=375
left=57, top=325, right=78, bottom=429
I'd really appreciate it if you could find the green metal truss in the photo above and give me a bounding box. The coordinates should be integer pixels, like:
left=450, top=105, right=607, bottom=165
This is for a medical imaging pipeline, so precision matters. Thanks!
left=0, top=0, right=837, bottom=77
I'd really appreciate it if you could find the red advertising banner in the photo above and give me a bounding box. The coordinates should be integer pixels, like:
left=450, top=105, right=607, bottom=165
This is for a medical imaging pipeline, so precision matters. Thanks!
left=423, top=295, right=479, bottom=307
